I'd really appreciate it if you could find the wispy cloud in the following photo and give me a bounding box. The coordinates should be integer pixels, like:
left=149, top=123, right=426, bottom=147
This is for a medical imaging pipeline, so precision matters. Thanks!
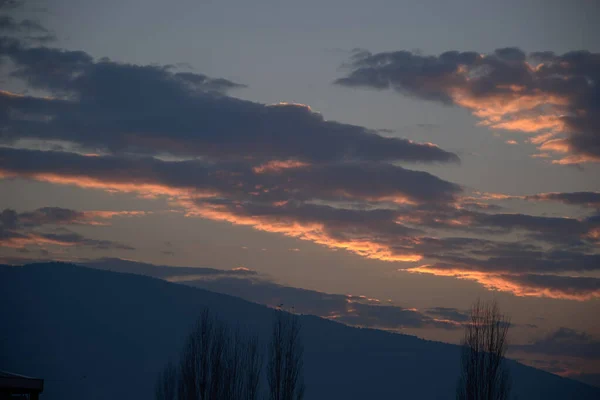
left=514, top=327, right=600, bottom=359
left=2, top=146, right=599, bottom=299
left=0, top=207, right=142, bottom=250
left=83, top=258, right=466, bottom=331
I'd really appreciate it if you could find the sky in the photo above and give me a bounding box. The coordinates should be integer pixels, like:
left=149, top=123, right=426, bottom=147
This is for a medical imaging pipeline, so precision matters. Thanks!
left=0, top=0, right=599, bottom=387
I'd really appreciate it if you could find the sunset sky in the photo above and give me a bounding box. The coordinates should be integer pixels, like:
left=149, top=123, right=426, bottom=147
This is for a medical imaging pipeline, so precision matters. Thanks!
left=1, top=0, right=599, bottom=386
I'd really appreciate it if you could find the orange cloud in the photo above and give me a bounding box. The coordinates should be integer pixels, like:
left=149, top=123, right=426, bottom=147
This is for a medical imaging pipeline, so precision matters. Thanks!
left=492, top=115, right=565, bottom=134
left=76, top=210, right=149, bottom=225
left=448, top=87, right=588, bottom=162
left=1, top=163, right=424, bottom=263
left=252, top=159, right=309, bottom=174
left=405, top=265, right=599, bottom=301
left=337, top=49, right=600, bottom=164
left=232, top=266, right=252, bottom=272
left=183, top=201, right=422, bottom=262
left=0, top=170, right=214, bottom=199
left=0, top=233, right=77, bottom=249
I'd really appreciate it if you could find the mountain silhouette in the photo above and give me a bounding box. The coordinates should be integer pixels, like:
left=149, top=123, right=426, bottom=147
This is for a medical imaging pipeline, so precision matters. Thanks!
left=1, top=262, right=598, bottom=399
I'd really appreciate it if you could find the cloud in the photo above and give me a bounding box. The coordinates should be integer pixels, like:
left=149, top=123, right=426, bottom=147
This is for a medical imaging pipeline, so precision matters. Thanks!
left=1, top=146, right=599, bottom=298
left=0, top=228, right=134, bottom=250
left=1, top=206, right=147, bottom=227
left=389, top=203, right=599, bottom=248
left=336, top=48, right=600, bottom=164
left=424, top=307, right=470, bottom=323
left=0, top=38, right=458, bottom=165
left=331, top=300, right=461, bottom=330
left=0, top=0, right=23, bottom=11
left=469, top=212, right=599, bottom=246
left=407, top=267, right=600, bottom=301
left=0, top=146, right=464, bottom=262
left=0, top=13, right=55, bottom=43
left=468, top=190, right=600, bottom=213
left=0, top=37, right=597, bottom=301
left=16, top=207, right=147, bottom=227
left=0, top=16, right=47, bottom=33
left=0, top=206, right=141, bottom=250
left=85, top=257, right=258, bottom=279
left=82, top=258, right=465, bottom=331
left=525, top=192, right=600, bottom=210
left=0, top=147, right=462, bottom=205
left=514, top=327, right=600, bottom=360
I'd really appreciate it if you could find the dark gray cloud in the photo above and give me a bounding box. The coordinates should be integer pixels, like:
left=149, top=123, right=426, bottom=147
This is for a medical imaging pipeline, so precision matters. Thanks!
left=409, top=259, right=600, bottom=300
left=0, top=146, right=462, bottom=205
left=424, top=251, right=600, bottom=275
left=17, top=206, right=84, bottom=226
left=501, top=274, right=600, bottom=300
left=85, top=257, right=257, bottom=278
left=0, top=38, right=458, bottom=165
left=332, top=301, right=458, bottom=330
left=470, top=212, right=599, bottom=247
left=424, top=307, right=470, bottom=323
left=387, top=204, right=599, bottom=249
left=0, top=207, right=17, bottom=228
left=526, top=192, right=600, bottom=210
left=0, top=206, right=136, bottom=250
left=2, top=146, right=598, bottom=298
left=281, top=162, right=461, bottom=203
left=0, top=0, right=23, bottom=10
left=0, top=206, right=145, bottom=228
left=0, top=13, right=54, bottom=43
left=0, top=16, right=47, bottom=33
left=514, top=327, right=600, bottom=360
left=41, top=230, right=134, bottom=250
left=0, top=37, right=597, bottom=301
left=336, top=48, right=600, bottom=164
left=83, top=258, right=464, bottom=331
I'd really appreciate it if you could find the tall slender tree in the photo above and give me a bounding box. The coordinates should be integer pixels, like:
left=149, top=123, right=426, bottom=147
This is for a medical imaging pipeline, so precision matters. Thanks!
left=155, top=361, right=177, bottom=400
left=267, top=310, right=305, bottom=400
left=155, top=309, right=262, bottom=400
left=456, top=299, right=511, bottom=400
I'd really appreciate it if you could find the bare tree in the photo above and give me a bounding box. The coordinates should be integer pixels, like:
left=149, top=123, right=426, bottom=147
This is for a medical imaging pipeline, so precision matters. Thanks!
left=155, top=361, right=177, bottom=400
left=241, top=334, right=262, bottom=400
left=456, top=299, right=511, bottom=400
left=156, top=309, right=262, bottom=400
left=267, top=310, right=305, bottom=400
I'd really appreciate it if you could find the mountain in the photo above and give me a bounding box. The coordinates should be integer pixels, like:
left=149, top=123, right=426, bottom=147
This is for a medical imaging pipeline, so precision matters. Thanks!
left=1, top=262, right=598, bottom=399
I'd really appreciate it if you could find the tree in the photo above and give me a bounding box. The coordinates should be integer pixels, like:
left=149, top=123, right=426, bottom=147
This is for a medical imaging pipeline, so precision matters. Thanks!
left=267, top=310, right=305, bottom=400
left=155, top=361, right=177, bottom=400
left=456, top=299, right=511, bottom=400
left=155, top=309, right=262, bottom=400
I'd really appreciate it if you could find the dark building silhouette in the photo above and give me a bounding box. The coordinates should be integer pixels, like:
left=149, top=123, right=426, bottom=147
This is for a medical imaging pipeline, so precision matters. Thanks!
left=0, top=371, right=44, bottom=399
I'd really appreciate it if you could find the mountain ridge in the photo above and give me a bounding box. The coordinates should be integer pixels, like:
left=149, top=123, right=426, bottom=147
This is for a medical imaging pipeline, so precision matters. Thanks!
left=1, top=262, right=598, bottom=399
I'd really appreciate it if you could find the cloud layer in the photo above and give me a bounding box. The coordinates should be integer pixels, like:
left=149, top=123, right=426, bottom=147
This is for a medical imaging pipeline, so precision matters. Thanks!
left=0, top=32, right=598, bottom=300
left=0, top=206, right=143, bottom=250
left=0, top=37, right=457, bottom=165
left=514, top=327, right=600, bottom=360
left=336, top=48, right=600, bottom=164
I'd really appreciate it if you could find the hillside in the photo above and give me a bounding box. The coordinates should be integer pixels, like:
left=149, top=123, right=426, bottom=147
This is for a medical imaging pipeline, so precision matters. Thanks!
left=1, top=262, right=598, bottom=399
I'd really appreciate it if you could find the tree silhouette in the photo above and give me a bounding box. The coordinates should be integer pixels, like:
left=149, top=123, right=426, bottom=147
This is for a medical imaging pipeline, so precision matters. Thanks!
left=267, top=310, right=305, bottom=400
left=155, top=309, right=262, bottom=400
left=155, top=361, right=177, bottom=400
left=456, top=299, right=511, bottom=400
